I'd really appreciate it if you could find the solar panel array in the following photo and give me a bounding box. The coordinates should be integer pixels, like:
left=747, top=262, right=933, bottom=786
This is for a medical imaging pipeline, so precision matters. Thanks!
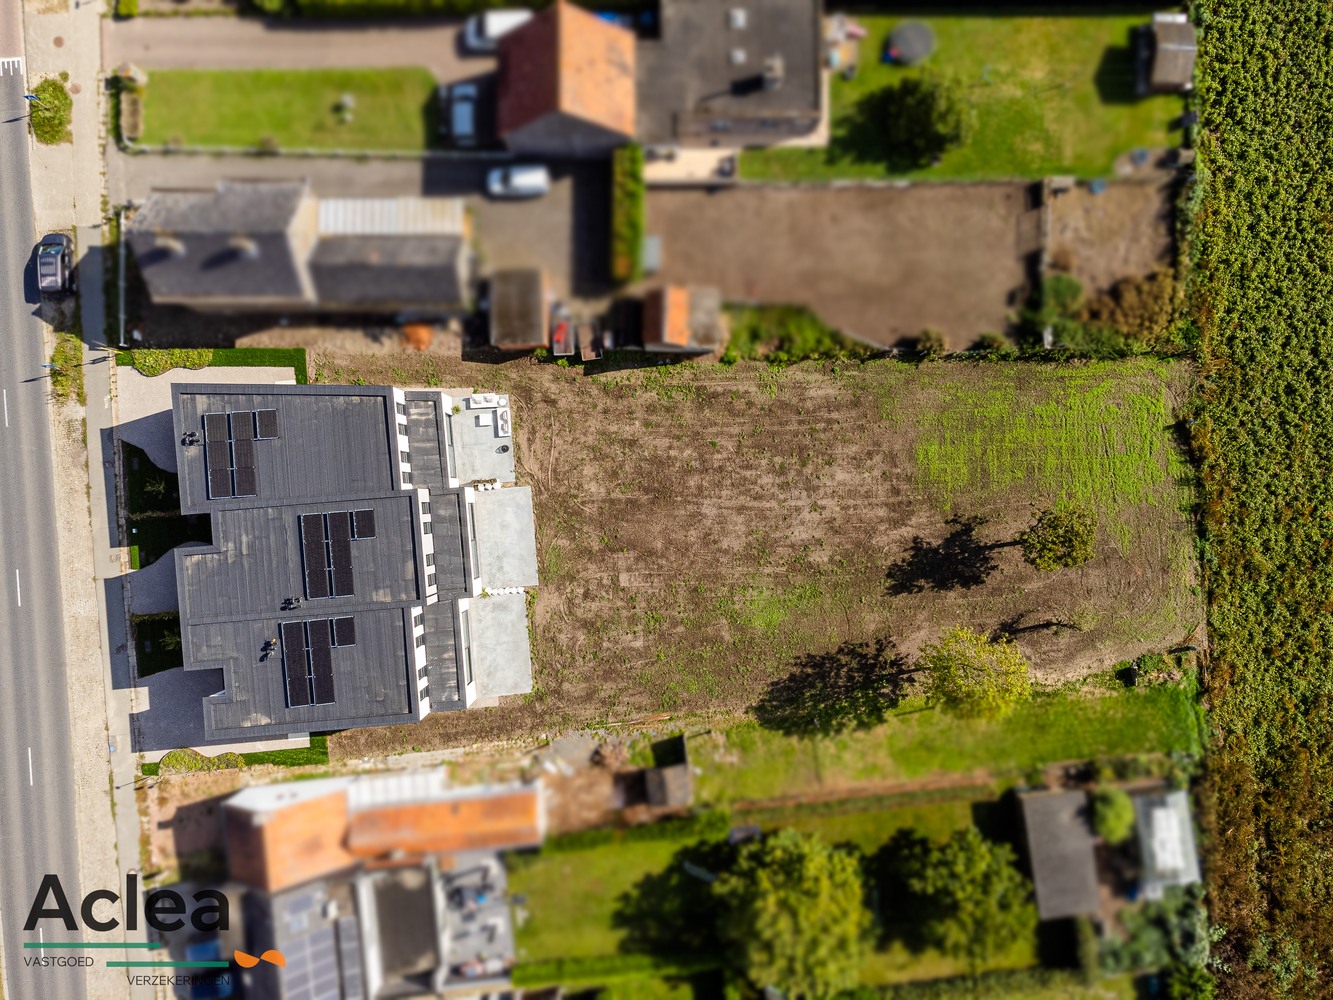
left=282, top=618, right=355, bottom=708
left=275, top=887, right=342, bottom=1000
left=202, top=411, right=261, bottom=499
left=300, top=512, right=356, bottom=600
left=351, top=508, right=376, bottom=539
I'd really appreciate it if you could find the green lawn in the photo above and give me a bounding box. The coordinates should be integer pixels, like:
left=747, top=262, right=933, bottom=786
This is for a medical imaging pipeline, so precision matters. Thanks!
left=743, top=14, right=1183, bottom=181
left=694, top=676, right=1202, bottom=806
left=138, top=69, right=438, bottom=151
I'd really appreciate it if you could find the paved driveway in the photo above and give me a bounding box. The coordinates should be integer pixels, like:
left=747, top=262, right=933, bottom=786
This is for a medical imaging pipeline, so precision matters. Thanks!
left=102, top=16, right=490, bottom=80
left=643, top=184, right=1035, bottom=350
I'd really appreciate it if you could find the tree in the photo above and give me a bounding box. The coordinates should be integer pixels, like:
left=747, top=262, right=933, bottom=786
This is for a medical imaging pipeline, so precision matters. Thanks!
left=712, top=829, right=871, bottom=998
left=918, top=625, right=1032, bottom=718
left=878, top=73, right=973, bottom=170
left=1019, top=505, right=1098, bottom=571
left=1092, top=788, right=1136, bottom=845
left=1167, top=962, right=1217, bottom=1000
left=904, top=827, right=1038, bottom=974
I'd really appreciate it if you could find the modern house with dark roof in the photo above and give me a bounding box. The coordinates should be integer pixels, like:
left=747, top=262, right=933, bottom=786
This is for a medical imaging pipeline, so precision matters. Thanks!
left=637, top=0, right=823, bottom=147
left=215, top=772, right=545, bottom=999
left=170, top=383, right=538, bottom=742
left=497, top=0, right=637, bottom=158
left=1019, top=790, right=1102, bottom=922
left=128, top=181, right=472, bottom=315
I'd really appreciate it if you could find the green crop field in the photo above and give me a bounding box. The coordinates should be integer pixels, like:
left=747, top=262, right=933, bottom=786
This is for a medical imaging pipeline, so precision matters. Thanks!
left=744, top=14, right=1183, bottom=182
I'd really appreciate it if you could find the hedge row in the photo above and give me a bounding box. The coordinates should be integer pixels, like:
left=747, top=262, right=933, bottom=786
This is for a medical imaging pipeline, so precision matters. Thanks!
left=610, top=143, right=645, bottom=285
left=540, top=808, right=732, bottom=855
left=117, top=347, right=309, bottom=383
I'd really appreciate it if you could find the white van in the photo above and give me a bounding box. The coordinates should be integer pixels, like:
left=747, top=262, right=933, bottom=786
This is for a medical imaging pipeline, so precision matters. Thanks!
left=463, top=9, right=534, bottom=53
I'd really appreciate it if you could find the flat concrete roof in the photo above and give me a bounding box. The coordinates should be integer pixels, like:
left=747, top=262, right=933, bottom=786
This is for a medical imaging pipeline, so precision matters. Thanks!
left=472, top=594, right=533, bottom=699
left=473, top=487, right=539, bottom=589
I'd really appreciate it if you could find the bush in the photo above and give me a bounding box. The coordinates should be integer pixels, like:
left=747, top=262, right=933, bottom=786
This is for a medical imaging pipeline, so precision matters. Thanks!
left=610, top=143, right=645, bottom=284
left=876, top=72, right=973, bottom=170
left=917, top=328, right=945, bottom=358
left=1019, top=505, right=1098, bottom=571
left=116, top=0, right=137, bottom=16
left=158, top=748, right=246, bottom=775
left=1168, top=962, right=1217, bottom=1000
left=1092, top=788, right=1136, bottom=845
left=1081, top=269, right=1178, bottom=345
left=1076, top=916, right=1100, bottom=985
left=724, top=306, right=872, bottom=364
left=30, top=77, right=73, bottom=145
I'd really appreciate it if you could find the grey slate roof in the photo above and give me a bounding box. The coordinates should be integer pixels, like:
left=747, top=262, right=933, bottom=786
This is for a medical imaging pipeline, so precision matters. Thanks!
left=1020, top=791, right=1102, bottom=921
left=127, top=181, right=311, bottom=305
left=309, top=235, right=471, bottom=311
left=636, top=0, right=822, bottom=145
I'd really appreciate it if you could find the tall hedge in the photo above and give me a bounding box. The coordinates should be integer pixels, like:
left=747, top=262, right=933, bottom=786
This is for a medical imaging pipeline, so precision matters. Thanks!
left=1192, top=0, right=1333, bottom=995
left=610, top=142, right=645, bottom=285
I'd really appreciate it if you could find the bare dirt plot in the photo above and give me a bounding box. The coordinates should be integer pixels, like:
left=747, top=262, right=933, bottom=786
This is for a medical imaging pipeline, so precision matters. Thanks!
left=642, top=185, right=1034, bottom=351
left=1046, top=178, right=1175, bottom=295
left=316, top=352, right=1201, bottom=761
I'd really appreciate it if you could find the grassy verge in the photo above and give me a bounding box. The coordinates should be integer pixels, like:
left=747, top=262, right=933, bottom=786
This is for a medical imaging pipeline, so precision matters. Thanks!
left=744, top=14, right=1182, bottom=182
left=694, top=674, right=1202, bottom=806
left=50, top=332, right=85, bottom=405
left=611, top=143, right=645, bottom=284
left=138, top=68, right=438, bottom=151
left=140, top=735, right=329, bottom=777
left=1191, top=0, right=1333, bottom=991
left=117, top=347, right=308, bottom=383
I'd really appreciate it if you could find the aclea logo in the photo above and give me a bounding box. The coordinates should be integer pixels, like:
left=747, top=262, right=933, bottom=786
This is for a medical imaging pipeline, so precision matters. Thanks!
left=23, top=874, right=229, bottom=934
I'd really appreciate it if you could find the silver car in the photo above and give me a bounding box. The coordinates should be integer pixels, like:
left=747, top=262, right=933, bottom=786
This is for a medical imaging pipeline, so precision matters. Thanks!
left=36, top=233, right=74, bottom=296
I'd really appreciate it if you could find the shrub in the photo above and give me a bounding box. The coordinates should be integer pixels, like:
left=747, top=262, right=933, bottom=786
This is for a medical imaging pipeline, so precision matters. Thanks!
left=610, top=143, right=645, bottom=284
left=1091, top=788, right=1136, bottom=845
left=1081, top=269, right=1177, bottom=344
left=158, top=748, right=245, bottom=775
left=918, top=625, right=1032, bottom=719
left=116, top=0, right=137, bottom=16
left=1168, top=962, right=1217, bottom=1000
left=876, top=72, right=973, bottom=170
left=30, top=77, right=73, bottom=145
left=975, top=332, right=1010, bottom=352
left=917, top=328, right=945, bottom=358
left=725, top=306, right=871, bottom=364
left=1019, top=505, right=1098, bottom=571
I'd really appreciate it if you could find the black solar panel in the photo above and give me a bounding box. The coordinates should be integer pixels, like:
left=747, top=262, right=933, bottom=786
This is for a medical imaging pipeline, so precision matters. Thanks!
left=307, top=617, right=332, bottom=649
left=311, top=644, right=336, bottom=705
left=207, top=442, right=230, bottom=471
left=333, top=616, right=356, bottom=646
left=329, top=512, right=354, bottom=597
left=301, top=514, right=330, bottom=599
left=231, top=433, right=255, bottom=468
left=255, top=408, right=279, bottom=439
left=282, top=622, right=312, bottom=708
left=208, top=468, right=232, bottom=499
left=229, top=411, right=254, bottom=441
left=352, top=509, right=376, bottom=539
left=233, top=466, right=258, bottom=498
left=203, top=412, right=228, bottom=442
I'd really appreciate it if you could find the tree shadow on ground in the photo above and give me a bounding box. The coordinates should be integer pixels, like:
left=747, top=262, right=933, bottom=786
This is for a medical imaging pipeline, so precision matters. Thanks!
left=611, top=839, right=738, bottom=960
left=991, top=614, right=1081, bottom=640
left=752, top=638, right=914, bottom=738
left=864, top=828, right=935, bottom=952
left=827, top=88, right=919, bottom=174
left=886, top=516, right=1004, bottom=595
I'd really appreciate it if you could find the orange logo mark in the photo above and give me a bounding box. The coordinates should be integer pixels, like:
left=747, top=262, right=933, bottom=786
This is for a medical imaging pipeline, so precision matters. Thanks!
left=233, top=949, right=286, bottom=968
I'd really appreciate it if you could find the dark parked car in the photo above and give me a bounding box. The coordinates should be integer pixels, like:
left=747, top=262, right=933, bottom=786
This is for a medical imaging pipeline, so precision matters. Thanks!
left=36, top=233, right=74, bottom=296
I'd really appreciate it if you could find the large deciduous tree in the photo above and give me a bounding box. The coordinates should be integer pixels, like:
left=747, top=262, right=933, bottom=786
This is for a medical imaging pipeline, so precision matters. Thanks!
left=713, top=829, right=871, bottom=999
left=918, top=625, right=1032, bottom=718
left=904, top=827, right=1038, bottom=974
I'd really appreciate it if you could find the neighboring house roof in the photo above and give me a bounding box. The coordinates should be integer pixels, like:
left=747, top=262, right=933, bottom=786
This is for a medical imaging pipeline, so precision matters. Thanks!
left=498, top=0, right=636, bottom=141
left=126, top=180, right=313, bottom=305
left=645, top=762, right=694, bottom=808
left=309, top=235, right=470, bottom=310
left=490, top=269, right=549, bottom=349
left=1150, top=12, right=1197, bottom=90
left=636, top=0, right=822, bottom=146
left=642, top=285, right=727, bottom=352
left=1134, top=789, right=1201, bottom=901
left=171, top=383, right=537, bottom=742
left=226, top=774, right=544, bottom=891
left=129, top=184, right=472, bottom=313
left=1019, top=791, right=1102, bottom=921
left=225, top=778, right=356, bottom=894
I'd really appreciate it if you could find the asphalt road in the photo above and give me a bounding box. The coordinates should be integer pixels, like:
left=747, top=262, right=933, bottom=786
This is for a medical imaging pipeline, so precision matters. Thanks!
left=0, top=62, right=89, bottom=1000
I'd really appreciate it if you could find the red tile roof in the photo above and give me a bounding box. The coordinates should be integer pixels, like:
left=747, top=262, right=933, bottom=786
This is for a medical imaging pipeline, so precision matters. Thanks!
left=498, top=0, right=636, bottom=138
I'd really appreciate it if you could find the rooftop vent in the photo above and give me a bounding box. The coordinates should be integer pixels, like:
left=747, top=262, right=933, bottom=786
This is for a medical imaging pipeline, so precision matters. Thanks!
left=763, top=54, right=785, bottom=90
left=154, top=233, right=186, bottom=258
left=228, top=235, right=261, bottom=261
left=729, top=7, right=747, bottom=29
left=730, top=48, right=747, bottom=66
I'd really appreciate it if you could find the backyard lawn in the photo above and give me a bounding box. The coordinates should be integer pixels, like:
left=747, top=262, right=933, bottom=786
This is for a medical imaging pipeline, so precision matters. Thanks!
left=743, top=14, right=1184, bottom=181
left=137, top=69, right=438, bottom=150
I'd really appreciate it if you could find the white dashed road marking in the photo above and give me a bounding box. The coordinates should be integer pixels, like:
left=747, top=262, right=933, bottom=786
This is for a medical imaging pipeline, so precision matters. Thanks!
left=0, top=57, right=23, bottom=77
